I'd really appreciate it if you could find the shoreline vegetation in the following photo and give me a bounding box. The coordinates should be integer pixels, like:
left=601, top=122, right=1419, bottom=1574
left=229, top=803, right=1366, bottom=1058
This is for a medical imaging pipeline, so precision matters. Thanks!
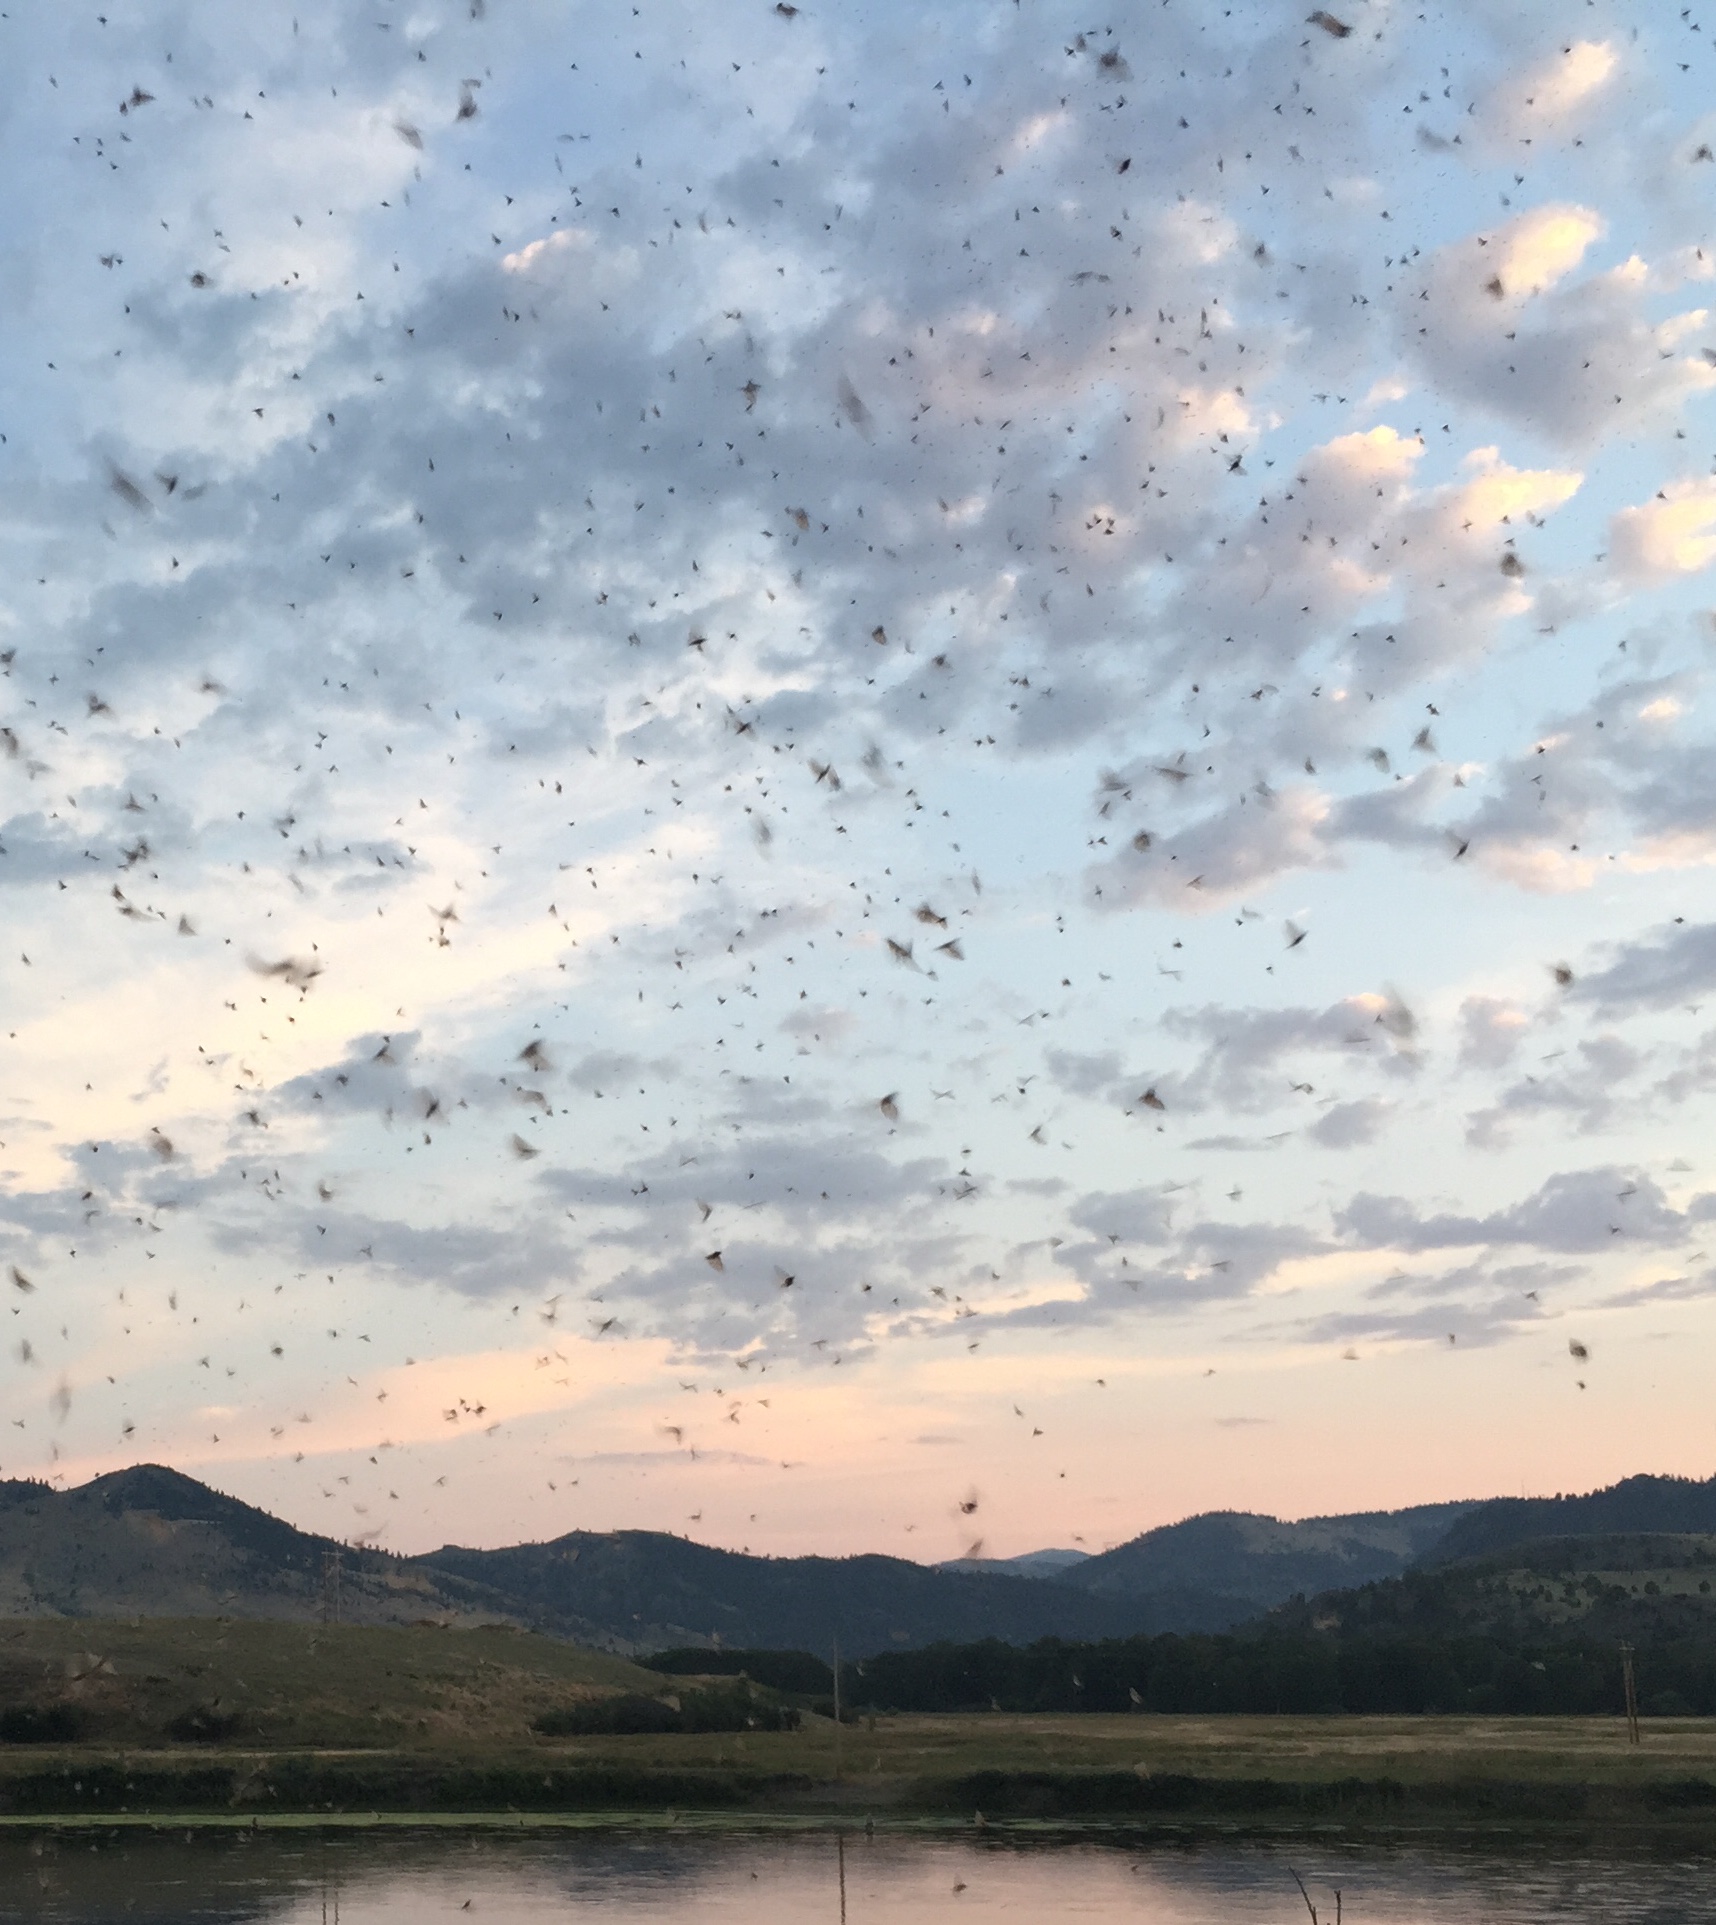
left=0, top=1620, right=1712, bottom=1831
left=0, top=1747, right=1712, bottom=1836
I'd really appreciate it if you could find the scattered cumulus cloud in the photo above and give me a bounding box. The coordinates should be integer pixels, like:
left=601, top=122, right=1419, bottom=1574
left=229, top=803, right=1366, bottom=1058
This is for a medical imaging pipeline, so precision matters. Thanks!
left=1, top=0, right=1714, bottom=1555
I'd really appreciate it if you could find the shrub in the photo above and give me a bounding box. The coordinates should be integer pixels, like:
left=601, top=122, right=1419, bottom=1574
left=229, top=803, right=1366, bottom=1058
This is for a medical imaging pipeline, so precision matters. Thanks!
left=677, top=1683, right=799, bottom=1733
left=533, top=1684, right=800, bottom=1738
left=0, top=1704, right=85, bottom=1743
left=166, top=1705, right=245, bottom=1742
left=646, top=1647, right=833, bottom=1694
left=533, top=1694, right=682, bottom=1737
left=1645, top=1690, right=1694, bottom=1718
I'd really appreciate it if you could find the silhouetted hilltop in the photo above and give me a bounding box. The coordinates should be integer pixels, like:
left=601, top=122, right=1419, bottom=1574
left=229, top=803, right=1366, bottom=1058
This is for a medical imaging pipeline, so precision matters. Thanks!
left=1063, top=1500, right=1476, bottom=1609
left=1421, top=1474, right=1716, bottom=1567
left=1271, top=1530, right=1716, bottom=1647
left=413, top=1531, right=1157, bottom=1657
left=0, top=1467, right=565, bottom=1635
left=0, top=1468, right=1196, bottom=1654
left=0, top=1464, right=1710, bottom=1659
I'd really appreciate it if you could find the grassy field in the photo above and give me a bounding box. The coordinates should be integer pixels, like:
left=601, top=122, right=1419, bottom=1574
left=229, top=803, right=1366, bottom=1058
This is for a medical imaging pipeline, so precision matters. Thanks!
left=574, top=1709, right=1716, bottom=1788
left=0, top=1616, right=658, bottom=1747
left=0, top=1619, right=1713, bottom=1826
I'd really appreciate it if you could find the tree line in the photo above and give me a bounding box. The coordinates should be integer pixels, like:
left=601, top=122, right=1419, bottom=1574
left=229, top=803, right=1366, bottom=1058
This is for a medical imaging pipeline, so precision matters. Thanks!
left=653, top=1632, right=1716, bottom=1718
left=844, top=1632, right=1716, bottom=1717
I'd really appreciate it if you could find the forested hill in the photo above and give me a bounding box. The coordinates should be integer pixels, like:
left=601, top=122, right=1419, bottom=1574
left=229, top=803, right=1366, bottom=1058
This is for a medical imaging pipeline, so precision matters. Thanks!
left=2, top=1463, right=1714, bottom=1661
left=1061, top=1501, right=1475, bottom=1609
left=1273, top=1531, right=1716, bottom=1646
left=0, top=1466, right=1180, bottom=1655
left=1420, top=1475, right=1716, bottom=1567
left=412, top=1531, right=1168, bottom=1656
left=837, top=1533, right=1716, bottom=1718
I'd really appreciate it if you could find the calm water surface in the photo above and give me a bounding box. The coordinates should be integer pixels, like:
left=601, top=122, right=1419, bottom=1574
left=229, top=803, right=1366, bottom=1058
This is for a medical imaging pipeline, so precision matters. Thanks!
left=0, top=1830, right=1708, bottom=1924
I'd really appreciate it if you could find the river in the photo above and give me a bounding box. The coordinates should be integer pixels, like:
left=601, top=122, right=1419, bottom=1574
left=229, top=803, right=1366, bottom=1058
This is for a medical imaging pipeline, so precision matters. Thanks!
left=0, top=1828, right=1707, bottom=1923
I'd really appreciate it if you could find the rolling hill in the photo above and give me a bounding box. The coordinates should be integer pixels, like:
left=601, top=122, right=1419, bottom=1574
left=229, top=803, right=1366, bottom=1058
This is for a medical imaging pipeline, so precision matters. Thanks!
left=1277, top=1530, right=1716, bottom=1648
left=1058, top=1500, right=1478, bottom=1616
left=411, top=1531, right=1161, bottom=1656
left=936, top=1548, right=1091, bottom=1579
left=0, top=1617, right=658, bottom=1748
left=1418, top=1474, right=1716, bottom=1568
left=0, top=1466, right=600, bottom=1639
left=0, top=1467, right=1172, bottom=1657
left=2, top=1463, right=1713, bottom=1660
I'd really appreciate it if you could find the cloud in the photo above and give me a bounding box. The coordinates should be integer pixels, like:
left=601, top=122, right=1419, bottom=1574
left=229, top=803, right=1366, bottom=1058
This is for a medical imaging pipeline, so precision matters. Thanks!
left=1572, top=921, right=1716, bottom=1013
left=1459, top=997, right=1531, bottom=1070
left=1408, top=205, right=1716, bottom=447
left=1461, top=1035, right=1645, bottom=1149
left=5, top=0, right=1716, bottom=1552
left=1596, top=1267, right=1716, bottom=1309
left=1090, top=787, right=1338, bottom=912
left=1497, top=40, right=1619, bottom=128
left=1610, top=478, right=1716, bottom=581
left=1290, top=1260, right=1568, bottom=1352
left=1339, top=1168, right=1687, bottom=1256
left=1493, top=205, right=1607, bottom=298
left=1309, top=1098, right=1391, bottom=1149
left=1449, top=446, right=1584, bottom=528
left=1149, top=997, right=1419, bottom=1114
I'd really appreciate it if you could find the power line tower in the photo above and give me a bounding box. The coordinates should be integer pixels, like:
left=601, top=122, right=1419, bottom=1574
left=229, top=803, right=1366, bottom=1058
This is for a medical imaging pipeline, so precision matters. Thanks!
left=320, top=1545, right=343, bottom=1625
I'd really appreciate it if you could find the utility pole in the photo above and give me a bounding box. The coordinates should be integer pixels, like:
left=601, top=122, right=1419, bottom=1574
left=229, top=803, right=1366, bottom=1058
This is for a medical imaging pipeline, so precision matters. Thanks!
left=321, top=1546, right=343, bottom=1626
left=832, top=1634, right=843, bottom=1782
left=1620, top=1642, right=1640, bottom=1745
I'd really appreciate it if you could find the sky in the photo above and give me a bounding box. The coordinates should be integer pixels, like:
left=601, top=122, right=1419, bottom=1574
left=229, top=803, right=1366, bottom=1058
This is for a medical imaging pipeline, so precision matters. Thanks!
left=3, top=0, right=1716, bottom=1565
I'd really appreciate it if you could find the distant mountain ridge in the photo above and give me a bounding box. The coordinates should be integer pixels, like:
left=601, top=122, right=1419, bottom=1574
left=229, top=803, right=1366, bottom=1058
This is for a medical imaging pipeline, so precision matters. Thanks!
left=0, top=1463, right=1708, bottom=1658
left=934, top=1549, right=1090, bottom=1580
left=0, top=1465, right=586, bottom=1637
left=1420, top=1475, right=1716, bottom=1567
left=1059, top=1500, right=1479, bottom=1613
left=0, top=1468, right=1179, bottom=1657
left=1267, top=1529, right=1716, bottom=1667
left=419, top=1531, right=1154, bottom=1656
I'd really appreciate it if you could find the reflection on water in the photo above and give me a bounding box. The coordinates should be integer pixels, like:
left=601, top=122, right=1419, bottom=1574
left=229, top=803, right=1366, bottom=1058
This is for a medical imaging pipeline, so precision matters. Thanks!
left=0, top=1829, right=1708, bottom=1924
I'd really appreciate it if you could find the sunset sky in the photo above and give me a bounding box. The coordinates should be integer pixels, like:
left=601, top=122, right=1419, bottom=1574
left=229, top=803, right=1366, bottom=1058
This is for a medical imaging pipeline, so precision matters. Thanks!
left=4, top=0, right=1716, bottom=1562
